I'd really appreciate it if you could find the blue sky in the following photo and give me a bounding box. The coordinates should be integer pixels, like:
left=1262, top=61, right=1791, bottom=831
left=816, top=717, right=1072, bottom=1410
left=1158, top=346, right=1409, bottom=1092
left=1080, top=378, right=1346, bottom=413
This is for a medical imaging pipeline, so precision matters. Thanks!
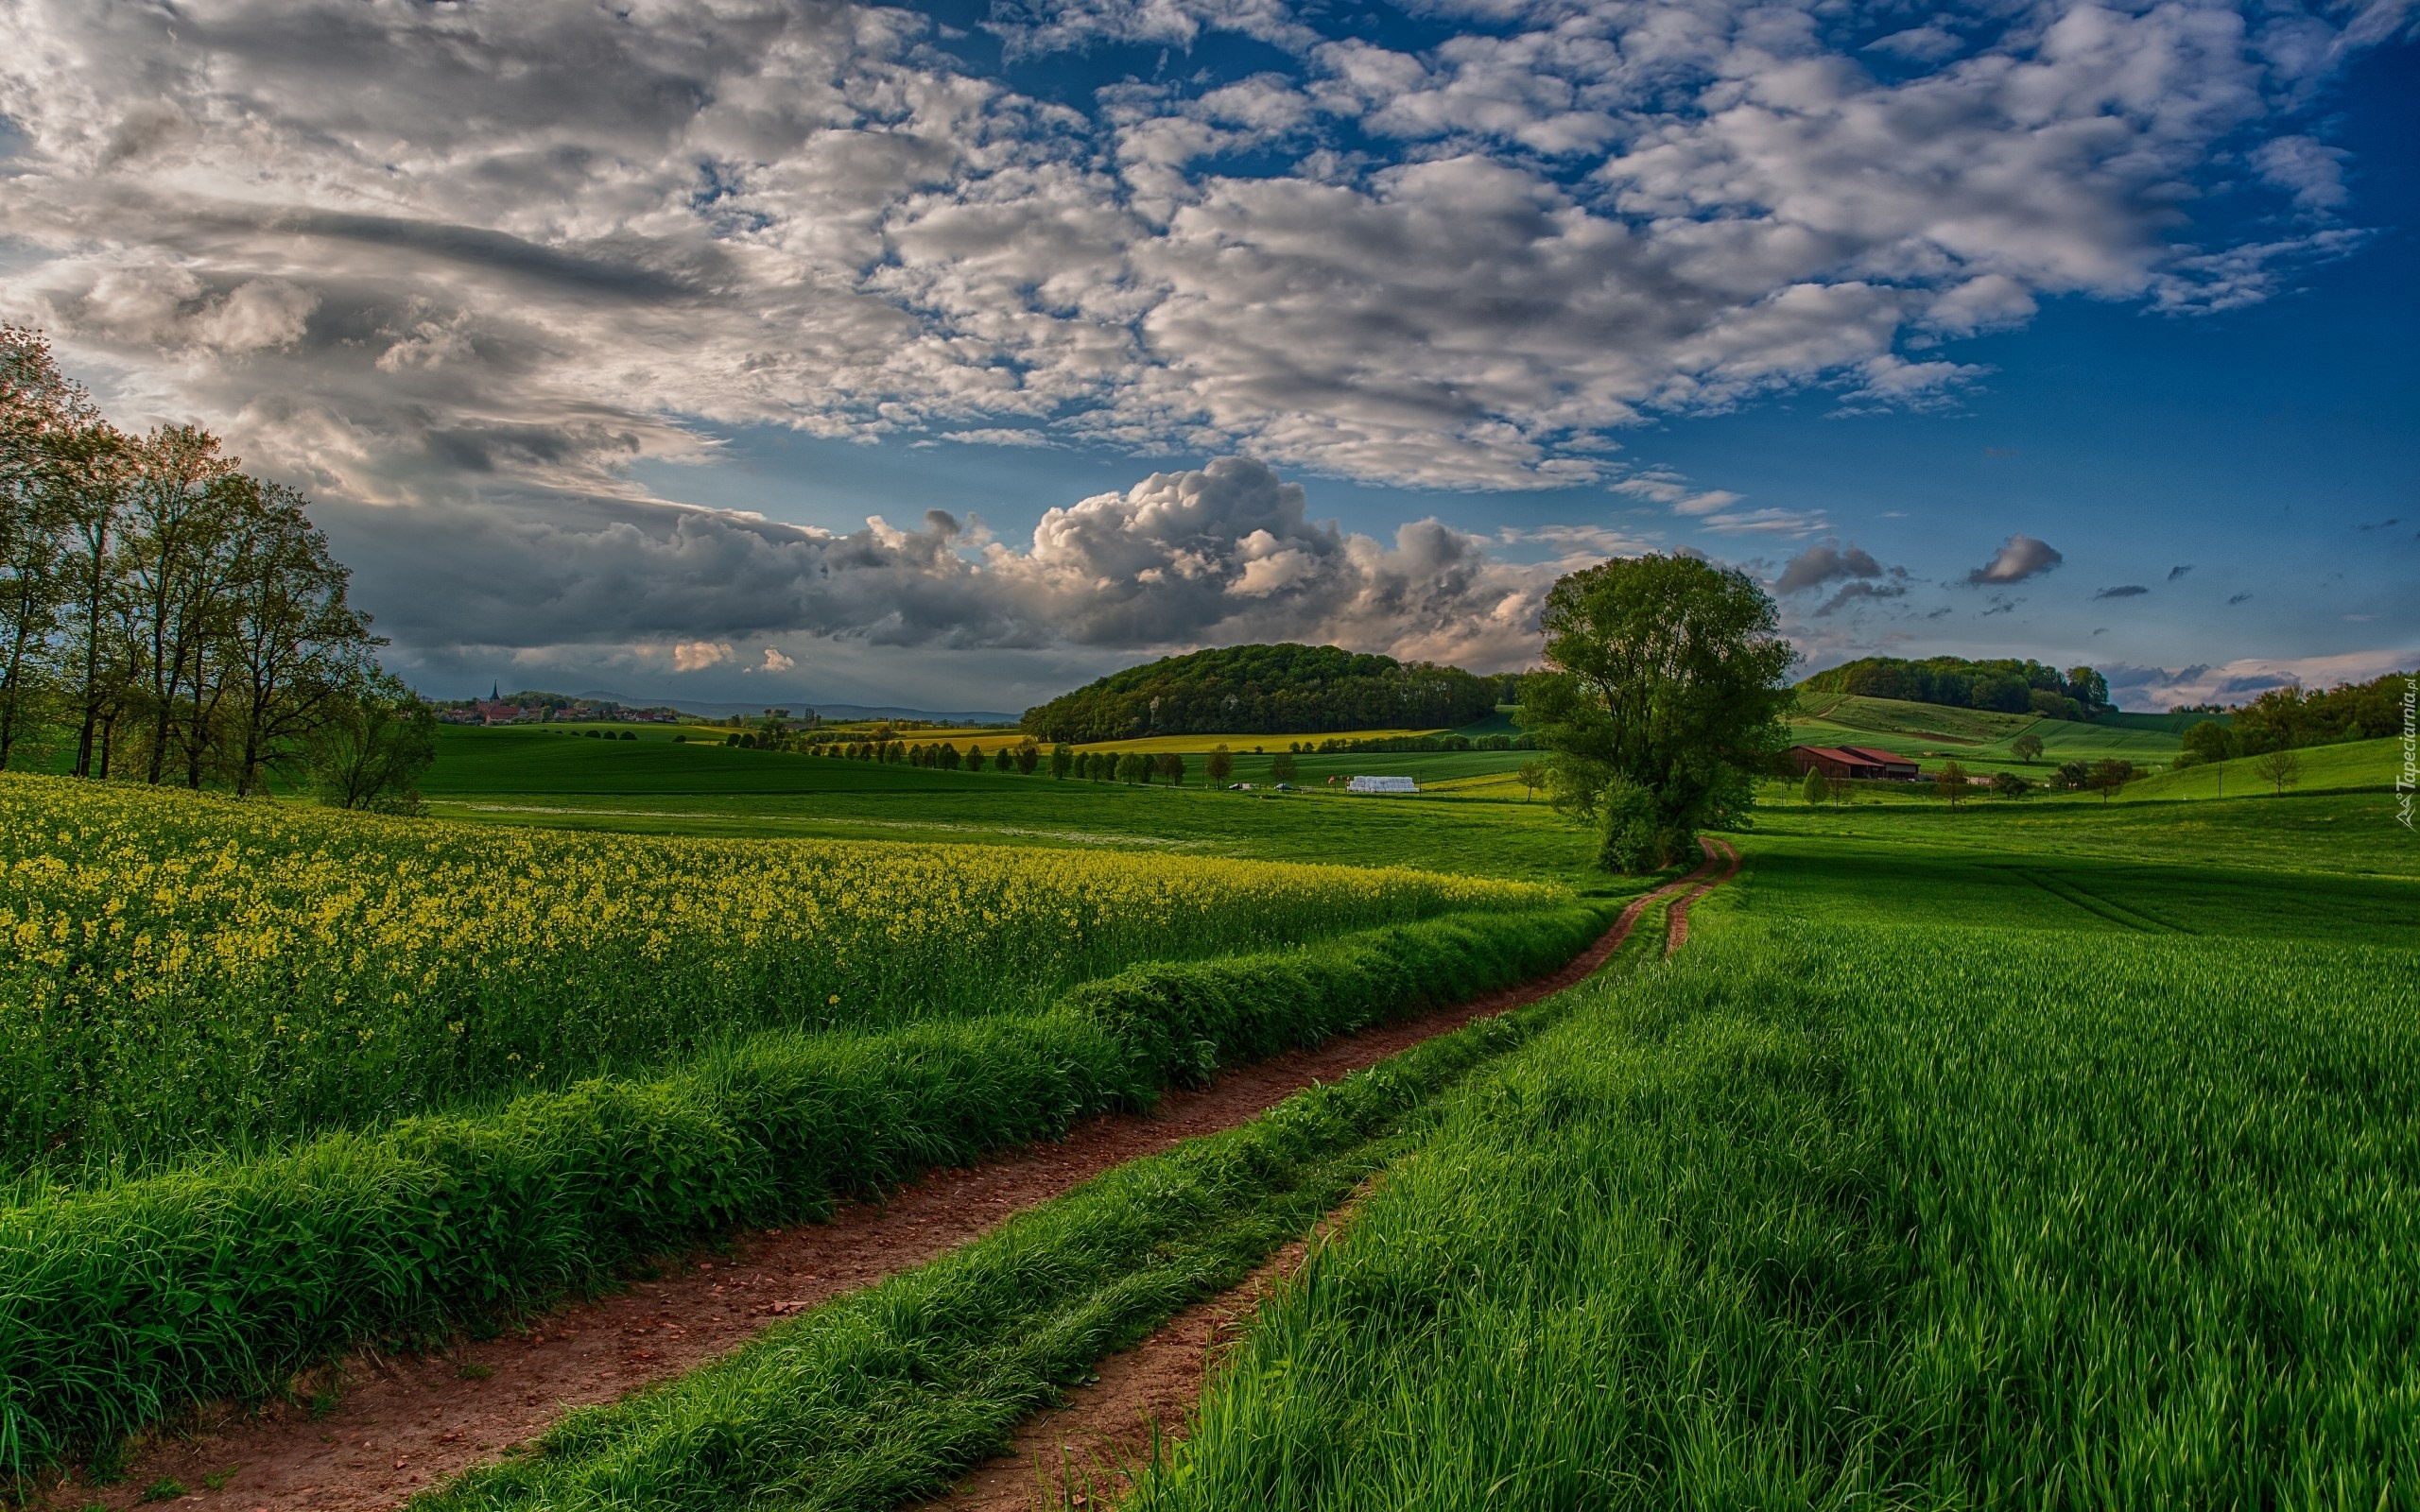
left=2, top=0, right=2412, bottom=713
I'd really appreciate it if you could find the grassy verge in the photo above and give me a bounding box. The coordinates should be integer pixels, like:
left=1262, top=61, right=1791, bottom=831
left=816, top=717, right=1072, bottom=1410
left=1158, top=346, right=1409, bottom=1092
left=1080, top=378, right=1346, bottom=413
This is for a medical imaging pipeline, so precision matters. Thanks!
left=1131, top=909, right=2420, bottom=1508
left=411, top=904, right=1662, bottom=1512
left=0, top=902, right=1614, bottom=1478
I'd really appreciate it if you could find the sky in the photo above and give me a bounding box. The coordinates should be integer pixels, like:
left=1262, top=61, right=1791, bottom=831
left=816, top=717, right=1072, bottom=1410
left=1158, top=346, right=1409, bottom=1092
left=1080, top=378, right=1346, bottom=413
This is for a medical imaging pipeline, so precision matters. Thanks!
left=1, top=0, right=2413, bottom=716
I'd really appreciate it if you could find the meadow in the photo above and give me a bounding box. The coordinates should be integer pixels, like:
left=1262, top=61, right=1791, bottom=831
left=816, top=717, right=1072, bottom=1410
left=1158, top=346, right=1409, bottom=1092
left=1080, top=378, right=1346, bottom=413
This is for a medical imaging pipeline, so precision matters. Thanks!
left=1124, top=778, right=2417, bottom=1509
left=421, top=726, right=1578, bottom=885
left=1790, top=692, right=2190, bottom=774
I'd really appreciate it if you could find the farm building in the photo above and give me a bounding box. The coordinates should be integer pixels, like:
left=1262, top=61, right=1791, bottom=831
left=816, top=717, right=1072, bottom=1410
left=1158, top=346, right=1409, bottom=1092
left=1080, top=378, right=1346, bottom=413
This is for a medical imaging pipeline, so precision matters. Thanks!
left=1790, top=745, right=1921, bottom=782
left=1347, top=775, right=1421, bottom=795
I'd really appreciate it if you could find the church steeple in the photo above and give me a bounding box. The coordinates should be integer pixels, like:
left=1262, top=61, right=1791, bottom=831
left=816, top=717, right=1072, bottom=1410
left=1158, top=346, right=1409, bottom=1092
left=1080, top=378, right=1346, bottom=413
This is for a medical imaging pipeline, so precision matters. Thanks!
left=492, top=679, right=500, bottom=701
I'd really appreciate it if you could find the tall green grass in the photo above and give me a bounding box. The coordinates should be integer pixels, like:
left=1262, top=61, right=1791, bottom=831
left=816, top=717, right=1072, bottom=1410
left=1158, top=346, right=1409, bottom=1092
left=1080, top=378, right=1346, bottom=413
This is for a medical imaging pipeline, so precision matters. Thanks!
left=0, top=903, right=1611, bottom=1477
left=1134, top=917, right=2420, bottom=1508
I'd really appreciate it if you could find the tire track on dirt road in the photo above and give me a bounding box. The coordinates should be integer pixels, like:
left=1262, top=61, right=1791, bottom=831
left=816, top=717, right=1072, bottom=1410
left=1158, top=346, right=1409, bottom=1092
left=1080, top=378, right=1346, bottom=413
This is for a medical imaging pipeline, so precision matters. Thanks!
left=927, top=835, right=1746, bottom=1512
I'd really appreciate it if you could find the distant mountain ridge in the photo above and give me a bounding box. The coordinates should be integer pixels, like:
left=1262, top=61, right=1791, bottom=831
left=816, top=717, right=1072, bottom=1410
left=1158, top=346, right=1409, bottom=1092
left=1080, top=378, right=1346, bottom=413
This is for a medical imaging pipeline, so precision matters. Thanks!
left=1019, top=643, right=1511, bottom=744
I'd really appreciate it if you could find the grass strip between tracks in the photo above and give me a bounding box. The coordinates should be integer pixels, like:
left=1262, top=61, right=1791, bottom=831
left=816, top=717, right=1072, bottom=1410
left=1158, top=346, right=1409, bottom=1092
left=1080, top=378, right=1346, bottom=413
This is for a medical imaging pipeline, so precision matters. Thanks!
left=1, top=902, right=1615, bottom=1479
left=410, top=895, right=1672, bottom=1512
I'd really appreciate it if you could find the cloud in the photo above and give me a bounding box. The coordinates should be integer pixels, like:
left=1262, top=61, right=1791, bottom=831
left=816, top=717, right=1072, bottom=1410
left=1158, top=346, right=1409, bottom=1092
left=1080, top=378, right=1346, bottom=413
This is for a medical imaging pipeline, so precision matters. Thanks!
left=1814, top=579, right=1910, bottom=617
left=757, top=647, right=797, bottom=673
left=2228, top=592, right=2254, bottom=605
left=333, top=457, right=1582, bottom=675
left=2095, top=584, right=2151, bottom=599
left=1966, top=535, right=2064, bottom=585
left=2251, top=134, right=2351, bottom=214
left=1979, top=595, right=2020, bottom=616
left=0, top=0, right=2395, bottom=509
left=2103, top=649, right=2419, bottom=711
left=1774, top=540, right=1883, bottom=595
left=2168, top=563, right=2194, bottom=580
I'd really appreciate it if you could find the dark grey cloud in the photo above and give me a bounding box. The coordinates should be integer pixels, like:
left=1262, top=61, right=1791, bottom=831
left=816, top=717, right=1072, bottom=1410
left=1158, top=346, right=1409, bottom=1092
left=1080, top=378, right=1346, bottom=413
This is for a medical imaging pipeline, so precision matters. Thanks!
left=1814, top=579, right=1910, bottom=617
left=1774, top=540, right=1883, bottom=595
left=2228, top=592, right=2255, bottom=605
left=1966, top=535, right=2063, bottom=585
left=2168, top=563, right=2194, bottom=580
left=2095, top=584, right=2151, bottom=599
left=327, top=456, right=1572, bottom=674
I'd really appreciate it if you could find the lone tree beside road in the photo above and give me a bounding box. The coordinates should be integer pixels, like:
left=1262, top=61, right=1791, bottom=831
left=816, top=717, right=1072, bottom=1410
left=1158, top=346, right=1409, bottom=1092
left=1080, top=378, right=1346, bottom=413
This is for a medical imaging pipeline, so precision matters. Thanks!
left=2253, top=745, right=2304, bottom=797
left=1205, top=744, right=1234, bottom=785
left=1518, top=554, right=1792, bottom=873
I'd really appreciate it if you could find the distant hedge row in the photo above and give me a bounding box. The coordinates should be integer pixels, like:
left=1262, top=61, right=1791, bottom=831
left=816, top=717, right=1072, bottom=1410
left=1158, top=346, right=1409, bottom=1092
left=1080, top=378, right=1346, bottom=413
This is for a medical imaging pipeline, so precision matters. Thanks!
left=0, top=902, right=1610, bottom=1475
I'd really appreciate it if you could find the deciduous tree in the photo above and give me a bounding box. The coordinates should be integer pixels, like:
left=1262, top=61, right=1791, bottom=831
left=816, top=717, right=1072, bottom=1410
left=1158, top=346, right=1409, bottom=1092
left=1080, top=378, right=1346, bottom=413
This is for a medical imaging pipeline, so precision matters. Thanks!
left=1935, top=760, right=1970, bottom=807
left=2252, top=745, right=2303, bottom=797
left=1517, top=554, right=1792, bottom=873
left=2011, top=731, right=2044, bottom=765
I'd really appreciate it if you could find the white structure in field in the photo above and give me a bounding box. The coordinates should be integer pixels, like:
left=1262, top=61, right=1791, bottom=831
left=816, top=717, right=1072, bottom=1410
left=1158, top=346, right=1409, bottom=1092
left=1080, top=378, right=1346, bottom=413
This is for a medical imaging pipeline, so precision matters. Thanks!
left=1347, top=775, right=1419, bottom=795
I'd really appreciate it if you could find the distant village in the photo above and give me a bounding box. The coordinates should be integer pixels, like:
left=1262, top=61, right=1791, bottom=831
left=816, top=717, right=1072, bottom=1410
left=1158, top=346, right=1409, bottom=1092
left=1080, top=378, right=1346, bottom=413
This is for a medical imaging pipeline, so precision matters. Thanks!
left=435, top=686, right=735, bottom=727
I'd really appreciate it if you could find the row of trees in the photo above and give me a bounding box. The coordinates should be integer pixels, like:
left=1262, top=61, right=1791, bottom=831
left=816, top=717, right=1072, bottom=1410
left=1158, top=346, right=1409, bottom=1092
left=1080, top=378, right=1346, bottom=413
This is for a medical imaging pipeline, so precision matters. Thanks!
left=1020, top=643, right=1507, bottom=744
left=1, top=327, right=428, bottom=806
left=812, top=732, right=1302, bottom=787
left=2177, top=673, right=2409, bottom=764
left=1799, top=655, right=2110, bottom=719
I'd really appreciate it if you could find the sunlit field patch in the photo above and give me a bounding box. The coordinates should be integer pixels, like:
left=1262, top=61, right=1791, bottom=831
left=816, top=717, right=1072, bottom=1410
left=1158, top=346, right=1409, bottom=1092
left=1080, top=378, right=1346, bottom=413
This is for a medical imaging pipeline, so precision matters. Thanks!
left=0, top=774, right=1553, bottom=1176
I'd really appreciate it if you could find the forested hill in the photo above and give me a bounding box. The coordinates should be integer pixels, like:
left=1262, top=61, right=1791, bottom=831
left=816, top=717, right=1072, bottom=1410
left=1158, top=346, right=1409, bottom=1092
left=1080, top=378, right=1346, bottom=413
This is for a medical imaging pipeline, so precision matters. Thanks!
left=1020, top=644, right=1509, bottom=743
left=1800, top=655, right=2110, bottom=719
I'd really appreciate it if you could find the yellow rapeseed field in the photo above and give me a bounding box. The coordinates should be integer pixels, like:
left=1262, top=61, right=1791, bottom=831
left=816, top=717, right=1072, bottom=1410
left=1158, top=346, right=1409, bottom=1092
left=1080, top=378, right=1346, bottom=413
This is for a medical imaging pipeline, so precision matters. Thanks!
left=0, top=774, right=1553, bottom=1173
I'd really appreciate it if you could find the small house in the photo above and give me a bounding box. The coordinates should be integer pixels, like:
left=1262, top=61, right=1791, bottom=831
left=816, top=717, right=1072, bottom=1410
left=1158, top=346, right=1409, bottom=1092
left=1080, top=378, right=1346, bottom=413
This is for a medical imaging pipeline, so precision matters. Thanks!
left=1347, top=775, right=1420, bottom=795
left=1789, top=745, right=1921, bottom=782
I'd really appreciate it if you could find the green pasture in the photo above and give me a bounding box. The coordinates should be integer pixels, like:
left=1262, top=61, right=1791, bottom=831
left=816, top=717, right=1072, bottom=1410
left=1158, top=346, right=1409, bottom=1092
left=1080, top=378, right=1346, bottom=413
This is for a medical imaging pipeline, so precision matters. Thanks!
left=1132, top=754, right=2418, bottom=1510
left=2120, top=733, right=2400, bottom=800
left=424, top=726, right=1571, bottom=884
left=1788, top=692, right=2193, bottom=774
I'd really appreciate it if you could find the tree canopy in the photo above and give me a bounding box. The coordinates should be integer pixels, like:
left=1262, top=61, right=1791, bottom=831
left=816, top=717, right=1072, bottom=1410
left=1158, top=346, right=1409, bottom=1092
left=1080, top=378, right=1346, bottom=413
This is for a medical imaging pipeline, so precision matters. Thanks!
left=2, top=325, right=411, bottom=802
left=1798, top=654, right=2107, bottom=717
left=1517, top=554, right=1793, bottom=873
left=1019, top=642, right=1507, bottom=744
left=2230, top=673, right=2411, bottom=754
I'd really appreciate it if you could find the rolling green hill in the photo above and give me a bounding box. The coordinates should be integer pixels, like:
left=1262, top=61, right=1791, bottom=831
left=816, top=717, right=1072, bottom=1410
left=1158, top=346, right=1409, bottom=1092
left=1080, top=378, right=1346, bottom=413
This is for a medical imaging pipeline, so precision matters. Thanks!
left=1019, top=643, right=1505, bottom=743
left=1789, top=694, right=2182, bottom=774
left=2118, top=735, right=2400, bottom=801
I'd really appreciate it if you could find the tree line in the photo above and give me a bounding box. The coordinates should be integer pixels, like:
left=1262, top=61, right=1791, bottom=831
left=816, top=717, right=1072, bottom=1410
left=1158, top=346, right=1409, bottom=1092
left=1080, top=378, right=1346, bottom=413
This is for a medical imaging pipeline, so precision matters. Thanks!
left=1799, top=655, right=2110, bottom=719
left=2175, top=673, right=2410, bottom=767
left=1, top=327, right=429, bottom=806
left=1020, top=643, right=1509, bottom=744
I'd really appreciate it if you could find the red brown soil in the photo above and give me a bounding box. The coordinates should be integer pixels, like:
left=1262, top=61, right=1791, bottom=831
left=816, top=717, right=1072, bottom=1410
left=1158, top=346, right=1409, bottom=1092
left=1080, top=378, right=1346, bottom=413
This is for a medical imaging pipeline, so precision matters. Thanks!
left=51, top=855, right=1720, bottom=1512
left=1665, top=837, right=1741, bottom=954
left=928, top=839, right=1743, bottom=1512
